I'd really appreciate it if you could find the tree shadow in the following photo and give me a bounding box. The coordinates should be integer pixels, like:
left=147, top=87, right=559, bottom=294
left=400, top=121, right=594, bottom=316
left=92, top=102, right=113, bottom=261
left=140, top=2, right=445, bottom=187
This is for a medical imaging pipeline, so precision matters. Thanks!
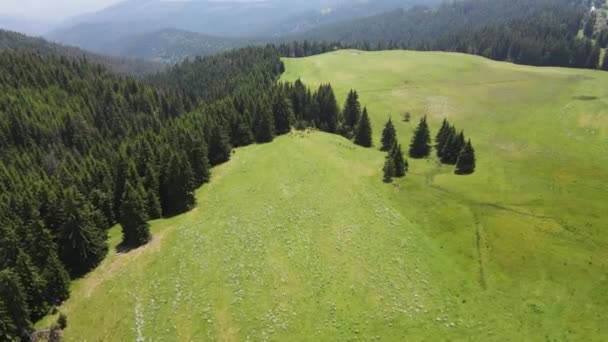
left=115, top=239, right=150, bottom=254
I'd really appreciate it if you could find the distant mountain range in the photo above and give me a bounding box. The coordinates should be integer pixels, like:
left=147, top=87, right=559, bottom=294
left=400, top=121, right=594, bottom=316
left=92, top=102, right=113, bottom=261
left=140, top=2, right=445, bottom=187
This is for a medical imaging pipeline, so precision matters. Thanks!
left=1, top=0, right=600, bottom=71
left=43, top=0, right=436, bottom=62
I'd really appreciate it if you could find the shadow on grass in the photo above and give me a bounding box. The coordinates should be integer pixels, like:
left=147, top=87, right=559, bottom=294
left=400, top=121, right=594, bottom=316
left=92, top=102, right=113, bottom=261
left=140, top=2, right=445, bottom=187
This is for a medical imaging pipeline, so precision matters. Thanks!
left=115, top=239, right=151, bottom=254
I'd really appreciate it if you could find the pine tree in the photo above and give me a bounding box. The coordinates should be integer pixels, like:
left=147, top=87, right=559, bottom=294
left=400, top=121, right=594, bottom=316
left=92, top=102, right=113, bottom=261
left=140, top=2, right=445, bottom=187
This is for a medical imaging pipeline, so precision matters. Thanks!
left=120, top=181, right=151, bottom=247
left=381, top=117, right=397, bottom=151
left=409, top=116, right=431, bottom=158
left=273, top=94, right=295, bottom=135
left=343, top=89, right=361, bottom=128
left=354, top=107, right=373, bottom=147
left=383, top=155, right=396, bottom=183
left=391, top=143, right=408, bottom=177
left=455, top=140, right=476, bottom=175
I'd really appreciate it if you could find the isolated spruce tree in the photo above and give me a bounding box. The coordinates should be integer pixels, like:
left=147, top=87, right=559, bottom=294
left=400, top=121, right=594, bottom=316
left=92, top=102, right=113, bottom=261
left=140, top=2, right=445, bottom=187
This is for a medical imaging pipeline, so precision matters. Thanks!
left=354, top=107, right=373, bottom=147
left=343, top=89, right=361, bottom=128
left=381, top=117, right=397, bottom=151
left=391, top=143, right=408, bottom=177
left=409, top=116, right=431, bottom=158
left=455, top=140, right=476, bottom=175
left=383, top=155, right=396, bottom=183
left=120, top=182, right=151, bottom=247
left=273, top=94, right=295, bottom=135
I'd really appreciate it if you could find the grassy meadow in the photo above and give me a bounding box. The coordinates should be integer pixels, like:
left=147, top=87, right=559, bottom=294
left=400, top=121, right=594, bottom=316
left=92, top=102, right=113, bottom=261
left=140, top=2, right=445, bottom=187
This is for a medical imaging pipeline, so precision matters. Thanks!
left=44, top=50, right=607, bottom=340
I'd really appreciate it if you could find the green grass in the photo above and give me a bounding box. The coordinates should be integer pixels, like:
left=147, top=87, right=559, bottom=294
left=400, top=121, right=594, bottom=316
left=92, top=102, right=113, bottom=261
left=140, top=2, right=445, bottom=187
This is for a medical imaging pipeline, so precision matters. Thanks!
left=45, top=50, right=607, bottom=340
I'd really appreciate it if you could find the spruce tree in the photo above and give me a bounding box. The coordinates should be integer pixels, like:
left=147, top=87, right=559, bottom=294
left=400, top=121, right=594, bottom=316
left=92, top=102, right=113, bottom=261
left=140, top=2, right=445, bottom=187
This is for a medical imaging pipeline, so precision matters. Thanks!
left=343, top=89, right=361, bottom=128
left=188, top=139, right=210, bottom=187
left=160, top=152, right=196, bottom=217
left=455, top=140, right=476, bottom=175
left=120, top=182, right=151, bottom=247
left=409, top=116, right=431, bottom=158
left=0, top=299, right=17, bottom=341
left=601, top=53, right=608, bottom=71
left=383, top=155, right=396, bottom=183
left=57, top=188, right=108, bottom=276
left=41, top=253, right=70, bottom=306
left=235, top=116, right=254, bottom=147
left=256, top=110, right=275, bottom=143
left=391, top=143, right=408, bottom=177
left=208, top=124, right=231, bottom=165
left=14, top=251, right=46, bottom=319
left=315, top=84, right=340, bottom=133
left=354, top=107, right=373, bottom=147
left=381, top=117, right=397, bottom=151
left=272, top=94, right=295, bottom=135
left=0, top=270, right=32, bottom=340
left=146, top=188, right=162, bottom=220
left=441, top=130, right=465, bottom=165
left=435, top=119, right=450, bottom=157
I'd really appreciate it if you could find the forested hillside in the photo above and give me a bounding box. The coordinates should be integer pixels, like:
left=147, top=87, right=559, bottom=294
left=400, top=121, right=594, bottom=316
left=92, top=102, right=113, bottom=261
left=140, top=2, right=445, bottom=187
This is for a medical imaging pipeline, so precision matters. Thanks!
left=299, top=0, right=604, bottom=69
left=0, top=29, right=163, bottom=76
left=106, top=29, right=251, bottom=64
left=0, top=43, right=366, bottom=339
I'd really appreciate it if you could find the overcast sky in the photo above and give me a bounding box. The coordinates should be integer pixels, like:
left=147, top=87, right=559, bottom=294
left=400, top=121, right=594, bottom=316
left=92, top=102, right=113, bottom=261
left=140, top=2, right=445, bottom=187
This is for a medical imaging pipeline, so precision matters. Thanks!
left=0, top=0, right=123, bottom=20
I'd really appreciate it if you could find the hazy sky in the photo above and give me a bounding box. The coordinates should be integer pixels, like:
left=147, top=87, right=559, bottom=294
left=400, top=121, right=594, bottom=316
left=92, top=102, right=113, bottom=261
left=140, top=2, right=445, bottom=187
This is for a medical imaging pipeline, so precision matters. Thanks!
left=0, top=0, right=123, bottom=20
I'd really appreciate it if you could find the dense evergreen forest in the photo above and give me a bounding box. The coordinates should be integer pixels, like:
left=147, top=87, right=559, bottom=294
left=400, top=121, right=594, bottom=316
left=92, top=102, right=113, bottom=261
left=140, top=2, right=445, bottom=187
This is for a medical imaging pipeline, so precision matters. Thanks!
left=0, top=29, right=164, bottom=76
left=0, top=43, right=374, bottom=339
left=290, top=0, right=607, bottom=70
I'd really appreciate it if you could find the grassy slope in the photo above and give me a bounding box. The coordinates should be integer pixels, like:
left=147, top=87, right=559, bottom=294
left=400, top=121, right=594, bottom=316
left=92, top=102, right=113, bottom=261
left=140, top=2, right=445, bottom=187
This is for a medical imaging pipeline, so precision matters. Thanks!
left=46, top=50, right=607, bottom=341
left=282, top=50, right=608, bottom=340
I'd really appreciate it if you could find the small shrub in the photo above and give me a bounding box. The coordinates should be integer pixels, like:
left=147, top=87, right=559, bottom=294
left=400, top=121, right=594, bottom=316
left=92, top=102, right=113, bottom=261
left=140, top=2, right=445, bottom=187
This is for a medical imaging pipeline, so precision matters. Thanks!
left=57, top=313, right=68, bottom=330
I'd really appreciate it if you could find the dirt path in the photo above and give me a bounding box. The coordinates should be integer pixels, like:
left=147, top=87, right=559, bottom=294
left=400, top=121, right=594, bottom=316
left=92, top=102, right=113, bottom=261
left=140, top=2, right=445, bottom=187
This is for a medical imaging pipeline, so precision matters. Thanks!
left=357, top=79, right=530, bottom=94
left=473, top=210, right=488, bottom=290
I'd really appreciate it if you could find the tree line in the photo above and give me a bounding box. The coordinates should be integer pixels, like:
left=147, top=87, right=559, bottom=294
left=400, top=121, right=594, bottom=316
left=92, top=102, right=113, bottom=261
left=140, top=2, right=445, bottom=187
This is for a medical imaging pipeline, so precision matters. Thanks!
left=284, top=0, right=607, bottom=71
left=0, top=42, right=481, bottom=340
left=2, top=44, right=442, bottom=340
left=0, top=45, right=359, bottom=340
